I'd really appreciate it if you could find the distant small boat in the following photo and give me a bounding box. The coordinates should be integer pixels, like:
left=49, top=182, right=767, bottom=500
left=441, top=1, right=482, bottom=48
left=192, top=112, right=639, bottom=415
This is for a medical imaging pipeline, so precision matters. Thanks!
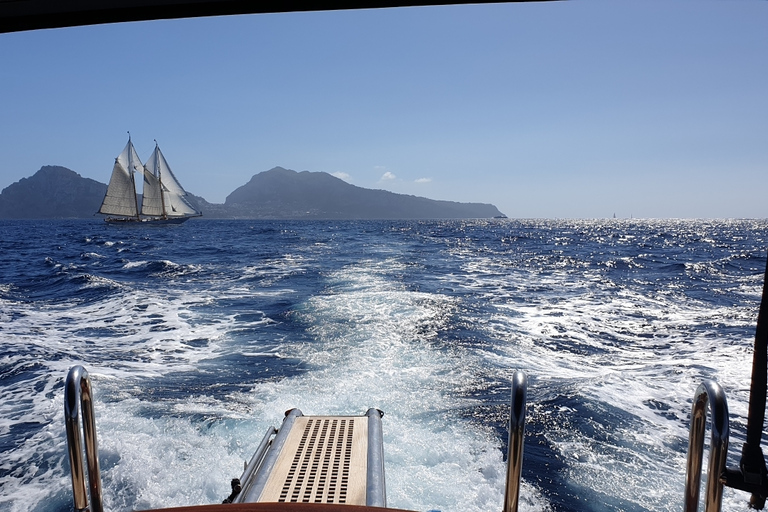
left=99, top=136, right=202, bottom=223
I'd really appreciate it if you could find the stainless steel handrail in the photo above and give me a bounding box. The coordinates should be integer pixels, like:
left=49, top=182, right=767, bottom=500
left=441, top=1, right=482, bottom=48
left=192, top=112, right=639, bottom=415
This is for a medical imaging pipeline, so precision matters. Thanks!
left=504, top=370, right=527, bottom=512
left=237, top=408, right=304, bottom=502
left=64, top=365, right=104, bottom=512
left=684, top=380, right=730, bottom=512
left=365, top=408, right=387, bottom=507
left=235, top=425, right=278, bottom=502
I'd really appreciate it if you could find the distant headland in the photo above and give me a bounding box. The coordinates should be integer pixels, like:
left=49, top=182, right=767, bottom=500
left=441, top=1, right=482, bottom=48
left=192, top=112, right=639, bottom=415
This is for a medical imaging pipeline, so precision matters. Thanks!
left=0, top=166, right=505, bottom=220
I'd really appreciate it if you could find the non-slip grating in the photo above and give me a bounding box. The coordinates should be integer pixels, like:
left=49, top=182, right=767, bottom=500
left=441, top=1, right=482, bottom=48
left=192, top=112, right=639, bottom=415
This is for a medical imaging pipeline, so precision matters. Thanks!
left=258, top=416, right=369, bottom=506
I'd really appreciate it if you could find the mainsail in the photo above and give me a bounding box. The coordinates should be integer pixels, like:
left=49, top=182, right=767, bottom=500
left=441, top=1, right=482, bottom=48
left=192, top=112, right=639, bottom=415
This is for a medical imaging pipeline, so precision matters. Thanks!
left=140, top=167, right=163, bottom=217
left=98, top=139, right=142, bottom=218
left=142, top=143, right=201, bottom=219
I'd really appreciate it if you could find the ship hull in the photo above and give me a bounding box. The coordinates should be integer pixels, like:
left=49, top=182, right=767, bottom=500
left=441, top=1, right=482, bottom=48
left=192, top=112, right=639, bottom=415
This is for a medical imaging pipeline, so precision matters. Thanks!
left=104, top=216, right=194, bottom=225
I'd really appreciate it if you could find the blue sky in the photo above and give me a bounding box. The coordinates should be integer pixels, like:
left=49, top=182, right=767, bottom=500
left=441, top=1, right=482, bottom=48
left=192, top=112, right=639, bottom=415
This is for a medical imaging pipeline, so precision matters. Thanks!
left=1, top=0, right=766, bottom=218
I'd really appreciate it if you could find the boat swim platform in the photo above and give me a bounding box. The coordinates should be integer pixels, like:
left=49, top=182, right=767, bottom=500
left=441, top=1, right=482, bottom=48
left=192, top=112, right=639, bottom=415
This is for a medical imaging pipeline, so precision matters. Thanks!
left=137, top=504, right=413, bottom=512
left=234, top=409, right=387, bottom=507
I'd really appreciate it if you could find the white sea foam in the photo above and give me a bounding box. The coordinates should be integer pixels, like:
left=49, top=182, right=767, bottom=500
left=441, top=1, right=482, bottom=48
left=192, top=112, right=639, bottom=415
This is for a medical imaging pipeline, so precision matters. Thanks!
left=239, top=255, right=309, bottom=286
left=223, top=259, right=551, bottom=511
left=435, top=244, right=760, bottom=511
left=5, top=257, right=549, bottom=512
left=0, top=279, right=266, bottom=512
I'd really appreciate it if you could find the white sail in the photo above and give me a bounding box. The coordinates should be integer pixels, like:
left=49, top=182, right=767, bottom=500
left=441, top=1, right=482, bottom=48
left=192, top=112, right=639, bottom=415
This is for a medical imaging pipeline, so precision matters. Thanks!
left=99, top=160, right=138, bottom=217
left=99, top=138, right=143, bottom=218
left=140, top=168, right=164, bottom=217
left=116, top=138, right=144, bottom=178
left=144, top=144, right=200, bottom=218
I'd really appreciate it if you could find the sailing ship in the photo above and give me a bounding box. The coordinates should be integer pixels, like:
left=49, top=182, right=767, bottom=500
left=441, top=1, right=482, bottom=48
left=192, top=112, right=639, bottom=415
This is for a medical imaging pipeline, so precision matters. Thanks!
left=99, top=136, right=202, bottom=223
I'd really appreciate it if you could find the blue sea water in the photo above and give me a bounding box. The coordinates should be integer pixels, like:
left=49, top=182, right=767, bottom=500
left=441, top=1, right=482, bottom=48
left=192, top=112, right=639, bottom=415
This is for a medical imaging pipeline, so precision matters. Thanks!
left=1, top=218, right=768, bottom=512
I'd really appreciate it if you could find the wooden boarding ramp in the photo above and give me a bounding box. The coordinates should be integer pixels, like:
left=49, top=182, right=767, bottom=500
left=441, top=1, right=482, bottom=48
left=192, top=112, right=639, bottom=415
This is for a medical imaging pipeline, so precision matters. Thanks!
left=234, top=409, right=386, bottom=507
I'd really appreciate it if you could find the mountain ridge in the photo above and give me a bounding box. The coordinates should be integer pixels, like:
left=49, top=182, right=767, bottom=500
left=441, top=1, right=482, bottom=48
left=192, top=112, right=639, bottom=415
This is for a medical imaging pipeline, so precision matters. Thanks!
left=0, top=165, right=505, bottom=220
left=223, top=166, right=503, bottom=219
left=0, top=166, right=107, bottom=219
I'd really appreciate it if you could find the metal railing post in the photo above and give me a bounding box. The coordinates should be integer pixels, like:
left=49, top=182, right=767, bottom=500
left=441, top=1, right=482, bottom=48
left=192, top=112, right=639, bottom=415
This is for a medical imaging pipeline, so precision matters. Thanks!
left=504, top=370, right=527, bottom=512
left=684, top=380, right=730, bottom=512
left=365, top=408, right=387, bottom=507
left=65, top=366, right=104, bottom=512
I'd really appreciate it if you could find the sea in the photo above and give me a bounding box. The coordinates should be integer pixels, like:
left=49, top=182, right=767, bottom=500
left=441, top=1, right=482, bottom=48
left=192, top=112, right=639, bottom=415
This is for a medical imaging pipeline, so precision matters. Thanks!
left=2, top=218, right=768, bottom=512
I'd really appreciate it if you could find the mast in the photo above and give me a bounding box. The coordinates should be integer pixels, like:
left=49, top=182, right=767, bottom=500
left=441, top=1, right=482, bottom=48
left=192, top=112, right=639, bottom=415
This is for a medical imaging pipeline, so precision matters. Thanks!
left=130, top=158, right=140, bottom=221
left=155, top=140, right=168, bottom=219
left=141, top=143, right=165, bottom=219
left=127, top=132, right=140, bottom=221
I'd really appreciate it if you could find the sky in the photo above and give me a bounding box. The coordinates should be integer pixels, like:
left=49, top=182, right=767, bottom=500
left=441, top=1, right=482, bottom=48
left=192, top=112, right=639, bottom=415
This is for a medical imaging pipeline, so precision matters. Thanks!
left=0, top=0, right=766, bottom=219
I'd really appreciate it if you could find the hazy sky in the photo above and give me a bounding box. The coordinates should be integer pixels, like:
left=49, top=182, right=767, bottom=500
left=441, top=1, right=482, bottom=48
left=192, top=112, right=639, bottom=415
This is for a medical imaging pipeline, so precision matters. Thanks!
left=1, top=0, right=766, bottom=218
